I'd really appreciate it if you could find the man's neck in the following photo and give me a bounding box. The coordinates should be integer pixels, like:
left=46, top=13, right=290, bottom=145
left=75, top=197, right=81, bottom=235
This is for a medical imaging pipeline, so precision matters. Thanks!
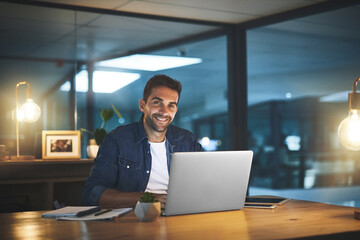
left=143, top=122, right=167, bottom=143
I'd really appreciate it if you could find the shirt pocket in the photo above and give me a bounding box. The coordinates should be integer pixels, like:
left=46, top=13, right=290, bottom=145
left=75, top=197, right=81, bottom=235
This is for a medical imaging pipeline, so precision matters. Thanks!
left=119, top=158, right=142, bottom=170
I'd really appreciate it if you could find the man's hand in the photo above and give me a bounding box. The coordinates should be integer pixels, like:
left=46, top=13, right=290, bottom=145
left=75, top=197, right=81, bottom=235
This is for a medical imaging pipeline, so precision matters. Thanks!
left=153, top=193, right=167, bottom=209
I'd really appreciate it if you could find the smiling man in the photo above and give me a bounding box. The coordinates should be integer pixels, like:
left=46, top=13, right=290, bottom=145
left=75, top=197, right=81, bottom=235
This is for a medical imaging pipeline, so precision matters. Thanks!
left=83, top=74, right=202, bottom=208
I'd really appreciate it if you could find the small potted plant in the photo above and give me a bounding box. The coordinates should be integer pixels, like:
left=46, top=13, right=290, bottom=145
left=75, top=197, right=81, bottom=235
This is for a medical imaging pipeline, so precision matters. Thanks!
left=81, top=104, right=124, bottom=158
left=134, top=192, right=161, bottom=222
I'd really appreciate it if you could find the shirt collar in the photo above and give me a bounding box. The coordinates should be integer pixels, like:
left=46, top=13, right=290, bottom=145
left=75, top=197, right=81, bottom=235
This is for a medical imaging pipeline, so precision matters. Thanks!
left=136, top=115, right=148, bottom=143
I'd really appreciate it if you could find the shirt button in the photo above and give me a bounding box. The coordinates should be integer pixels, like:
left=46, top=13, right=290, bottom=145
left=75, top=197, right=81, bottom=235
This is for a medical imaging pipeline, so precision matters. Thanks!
left=146, top=170, right=150, bottom=174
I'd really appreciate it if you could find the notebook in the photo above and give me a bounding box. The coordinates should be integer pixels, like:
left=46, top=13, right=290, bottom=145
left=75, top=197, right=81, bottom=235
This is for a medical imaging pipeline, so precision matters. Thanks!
left=42, top=206, right=100, bottom=218
left=163, top=150, right=253, bottom=216
left=57, top=208, right=133, bottom=221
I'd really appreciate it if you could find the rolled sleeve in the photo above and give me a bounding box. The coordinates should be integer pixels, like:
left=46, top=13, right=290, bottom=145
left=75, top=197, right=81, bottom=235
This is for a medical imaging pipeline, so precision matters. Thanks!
left=85, top=185, right=108, bottom=206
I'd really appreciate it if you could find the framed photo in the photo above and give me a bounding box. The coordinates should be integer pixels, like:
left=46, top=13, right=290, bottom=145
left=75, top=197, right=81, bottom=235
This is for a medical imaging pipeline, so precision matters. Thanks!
left=42, top=130, right=81, bottom=159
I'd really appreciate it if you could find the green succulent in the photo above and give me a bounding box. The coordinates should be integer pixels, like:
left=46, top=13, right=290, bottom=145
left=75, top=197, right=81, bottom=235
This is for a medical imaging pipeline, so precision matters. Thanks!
left=139, top=192, right=158, bottom=203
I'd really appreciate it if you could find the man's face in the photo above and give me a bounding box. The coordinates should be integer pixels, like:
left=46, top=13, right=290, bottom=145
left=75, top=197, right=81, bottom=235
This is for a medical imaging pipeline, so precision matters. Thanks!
left=139, top=86, right=178, bottom=133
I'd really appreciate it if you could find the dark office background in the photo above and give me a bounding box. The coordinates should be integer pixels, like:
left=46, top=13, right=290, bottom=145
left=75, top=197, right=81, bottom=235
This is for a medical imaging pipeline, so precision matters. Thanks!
left=0, top=1, right=360, bottom=208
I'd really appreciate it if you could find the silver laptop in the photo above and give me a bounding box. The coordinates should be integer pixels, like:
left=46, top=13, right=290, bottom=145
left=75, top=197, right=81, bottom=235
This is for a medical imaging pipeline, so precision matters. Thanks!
left=163, top=150, right=253, bottom=216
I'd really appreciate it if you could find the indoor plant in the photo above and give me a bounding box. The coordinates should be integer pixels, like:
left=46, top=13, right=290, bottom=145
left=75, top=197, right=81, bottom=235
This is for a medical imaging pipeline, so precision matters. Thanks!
left=134, top=192, right=161, bottom=222
left=81, top=104, right=123, bottom=158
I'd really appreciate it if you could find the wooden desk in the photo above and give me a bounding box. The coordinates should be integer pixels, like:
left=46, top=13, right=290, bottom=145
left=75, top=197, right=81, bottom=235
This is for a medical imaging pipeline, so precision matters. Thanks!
left=0, top=159, right=93, bottom=211
left=0, top=200, right=359, bottom=239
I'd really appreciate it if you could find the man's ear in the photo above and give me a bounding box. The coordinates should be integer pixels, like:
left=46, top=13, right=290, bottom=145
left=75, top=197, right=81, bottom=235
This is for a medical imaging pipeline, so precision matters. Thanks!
left=139, top=99, right=145, bottom=112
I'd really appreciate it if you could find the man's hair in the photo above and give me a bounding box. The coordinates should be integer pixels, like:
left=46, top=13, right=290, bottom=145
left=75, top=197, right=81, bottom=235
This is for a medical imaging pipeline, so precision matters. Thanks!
left=142, top=74, right=182, bottom=103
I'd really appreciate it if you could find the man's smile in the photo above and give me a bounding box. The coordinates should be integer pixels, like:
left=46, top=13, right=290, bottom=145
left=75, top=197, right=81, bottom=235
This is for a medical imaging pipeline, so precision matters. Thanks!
left=153, top=114, right=171, bottom=123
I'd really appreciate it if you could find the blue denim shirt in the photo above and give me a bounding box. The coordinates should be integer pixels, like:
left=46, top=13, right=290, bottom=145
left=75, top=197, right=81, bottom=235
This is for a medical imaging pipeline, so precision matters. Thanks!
left=82, top=117, right=202, bottom=205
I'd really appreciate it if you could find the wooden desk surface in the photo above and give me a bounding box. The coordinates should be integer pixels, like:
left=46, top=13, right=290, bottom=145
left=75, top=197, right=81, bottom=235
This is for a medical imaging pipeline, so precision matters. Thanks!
left=1, top=199, right=359, bottom=239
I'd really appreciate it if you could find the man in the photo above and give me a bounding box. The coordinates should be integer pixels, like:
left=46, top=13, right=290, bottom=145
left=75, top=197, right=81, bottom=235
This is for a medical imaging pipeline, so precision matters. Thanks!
left=83, top=74, right=202, bottom=208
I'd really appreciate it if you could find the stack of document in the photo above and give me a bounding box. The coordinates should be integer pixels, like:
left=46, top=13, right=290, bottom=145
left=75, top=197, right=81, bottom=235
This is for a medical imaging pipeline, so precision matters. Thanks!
left=42, top=206, right=133, bottom=221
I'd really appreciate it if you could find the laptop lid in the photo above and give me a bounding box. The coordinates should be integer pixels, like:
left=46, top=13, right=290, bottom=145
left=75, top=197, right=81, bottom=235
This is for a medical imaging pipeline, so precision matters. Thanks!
left=164, top=150, right=253, bottom=216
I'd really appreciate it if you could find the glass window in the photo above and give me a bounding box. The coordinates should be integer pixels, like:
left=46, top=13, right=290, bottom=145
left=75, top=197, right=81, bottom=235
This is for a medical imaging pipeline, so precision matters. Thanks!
left=0, top=2, right=223, bottom=158
left=79, top=36, right=229, bottom=154
left=247, top=6, right=360, bottom=205
left=0, top=2, right=77, bottom=158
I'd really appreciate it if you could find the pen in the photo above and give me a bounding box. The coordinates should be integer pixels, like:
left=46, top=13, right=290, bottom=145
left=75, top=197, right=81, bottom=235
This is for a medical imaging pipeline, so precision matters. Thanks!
left=94, top=209, right=112, bottom=216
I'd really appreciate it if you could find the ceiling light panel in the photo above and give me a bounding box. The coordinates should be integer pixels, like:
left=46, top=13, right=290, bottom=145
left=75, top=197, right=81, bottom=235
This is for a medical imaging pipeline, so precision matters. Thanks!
left=97, top=54, right=202, bottom=71
left=60, top=70, right=140, bottom=93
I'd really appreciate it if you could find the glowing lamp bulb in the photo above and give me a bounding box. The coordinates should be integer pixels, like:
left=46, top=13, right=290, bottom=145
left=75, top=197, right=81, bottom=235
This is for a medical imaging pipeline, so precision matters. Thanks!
left=338, top=109, right=360, bottom=151
left=338, top=77, right=360, bottom=151
left=19, top=98, right=41, bottom=123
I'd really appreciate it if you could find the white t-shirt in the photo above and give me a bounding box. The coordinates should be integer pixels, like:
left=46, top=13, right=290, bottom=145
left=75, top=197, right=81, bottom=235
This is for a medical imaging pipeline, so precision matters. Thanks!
left=145, top=140, right=169, bottom=194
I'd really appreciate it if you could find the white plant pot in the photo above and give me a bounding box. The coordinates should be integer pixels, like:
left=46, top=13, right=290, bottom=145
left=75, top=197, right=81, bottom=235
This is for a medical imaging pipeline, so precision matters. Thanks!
left=134, top=201, right=161, bottom=222
left=87, top=140, right=99, bottom=159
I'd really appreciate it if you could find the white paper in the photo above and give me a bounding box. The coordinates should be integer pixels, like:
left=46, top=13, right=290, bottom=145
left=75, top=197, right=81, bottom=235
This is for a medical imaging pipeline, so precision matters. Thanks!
left=57, top=208, right=133, bottom=221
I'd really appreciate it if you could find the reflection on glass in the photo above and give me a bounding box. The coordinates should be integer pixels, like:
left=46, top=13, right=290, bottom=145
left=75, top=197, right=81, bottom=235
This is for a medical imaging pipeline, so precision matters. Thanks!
left=285, top=135, right=301, bottom=151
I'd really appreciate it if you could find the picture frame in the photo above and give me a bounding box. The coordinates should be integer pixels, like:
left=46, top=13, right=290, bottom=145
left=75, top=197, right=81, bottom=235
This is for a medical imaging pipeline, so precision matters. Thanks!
left=42, top=130, right=81, bottom=159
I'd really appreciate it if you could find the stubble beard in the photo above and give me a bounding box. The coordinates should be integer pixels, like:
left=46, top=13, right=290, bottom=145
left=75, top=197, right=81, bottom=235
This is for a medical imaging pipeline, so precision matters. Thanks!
left=145, top=113, right=172, bottom=133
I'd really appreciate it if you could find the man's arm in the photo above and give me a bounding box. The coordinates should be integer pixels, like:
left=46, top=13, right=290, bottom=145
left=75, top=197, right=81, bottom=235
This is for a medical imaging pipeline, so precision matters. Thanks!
left=99, top=189, right=167, bottom=208
left=99, top=189, right=142, bottom=208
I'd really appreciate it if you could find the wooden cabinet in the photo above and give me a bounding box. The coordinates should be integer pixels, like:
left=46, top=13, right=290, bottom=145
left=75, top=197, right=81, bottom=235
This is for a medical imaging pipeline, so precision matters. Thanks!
left=0, top=159, right=93, bottom=212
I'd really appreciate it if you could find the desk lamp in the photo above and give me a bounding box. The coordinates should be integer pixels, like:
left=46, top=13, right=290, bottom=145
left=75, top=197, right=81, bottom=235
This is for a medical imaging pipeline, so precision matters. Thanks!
left=338, top=77, right=360, bottom=150
left=11, top=81, right=41, bottom=160
left=337, top=76, right=360, bottom=220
